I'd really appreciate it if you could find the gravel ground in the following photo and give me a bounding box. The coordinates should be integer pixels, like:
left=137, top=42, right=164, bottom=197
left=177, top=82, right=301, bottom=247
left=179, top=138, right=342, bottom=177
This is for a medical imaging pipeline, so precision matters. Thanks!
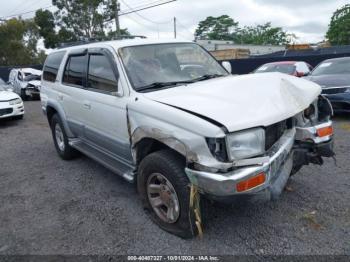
left=0, top=101, right=349, bottom=255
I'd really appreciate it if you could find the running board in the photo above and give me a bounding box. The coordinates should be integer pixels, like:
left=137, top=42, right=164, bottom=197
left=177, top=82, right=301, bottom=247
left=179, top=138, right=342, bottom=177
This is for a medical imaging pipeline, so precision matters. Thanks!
left=69, top=139, right=135, bottom=183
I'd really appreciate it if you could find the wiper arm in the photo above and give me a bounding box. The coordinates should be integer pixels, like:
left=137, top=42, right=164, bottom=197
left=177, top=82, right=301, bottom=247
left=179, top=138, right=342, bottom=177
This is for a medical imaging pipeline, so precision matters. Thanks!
left=137, top=80, right=194, bottom=92
left=191, top=74, right=225, bottom=82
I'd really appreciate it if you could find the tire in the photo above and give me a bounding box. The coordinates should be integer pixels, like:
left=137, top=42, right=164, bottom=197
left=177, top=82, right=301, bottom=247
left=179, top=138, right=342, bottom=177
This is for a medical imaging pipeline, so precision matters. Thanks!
left=20, top=89, right=28, bottom=101
left=50, top=114, right=79, bottom=160
left=137, top=149, right=198, bottom=239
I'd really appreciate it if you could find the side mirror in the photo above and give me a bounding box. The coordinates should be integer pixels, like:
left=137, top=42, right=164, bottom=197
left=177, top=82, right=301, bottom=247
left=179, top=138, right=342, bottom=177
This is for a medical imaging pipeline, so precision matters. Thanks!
left=221, top=61, right=232, bottom=74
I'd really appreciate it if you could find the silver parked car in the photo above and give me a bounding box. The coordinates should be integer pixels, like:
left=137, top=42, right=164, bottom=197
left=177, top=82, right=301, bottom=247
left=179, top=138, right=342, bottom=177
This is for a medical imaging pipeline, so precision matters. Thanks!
left=9, top=68, right=42, bottom=100
left=40, top=39, right=334, bottom=238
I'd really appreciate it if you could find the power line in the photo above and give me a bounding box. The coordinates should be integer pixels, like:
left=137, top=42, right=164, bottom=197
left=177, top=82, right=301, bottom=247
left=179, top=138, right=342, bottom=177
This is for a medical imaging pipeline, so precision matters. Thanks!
left=119, top=0, right=172, bottom=25
left=0, top=5, right=53, bottom=20
left=118, top=0, right=176, bottom=17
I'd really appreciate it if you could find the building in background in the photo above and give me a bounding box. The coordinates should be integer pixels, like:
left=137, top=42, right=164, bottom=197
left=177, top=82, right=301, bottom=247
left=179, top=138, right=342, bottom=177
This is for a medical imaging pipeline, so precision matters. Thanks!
left=195, top=39, right=286, bottom=56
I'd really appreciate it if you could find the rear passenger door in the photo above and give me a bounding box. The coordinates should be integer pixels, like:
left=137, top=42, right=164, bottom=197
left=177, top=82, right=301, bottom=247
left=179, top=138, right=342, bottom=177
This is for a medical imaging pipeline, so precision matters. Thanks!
left=81, top=48, right=132, bottom=162
left=59, top=50, right=88, bottom=137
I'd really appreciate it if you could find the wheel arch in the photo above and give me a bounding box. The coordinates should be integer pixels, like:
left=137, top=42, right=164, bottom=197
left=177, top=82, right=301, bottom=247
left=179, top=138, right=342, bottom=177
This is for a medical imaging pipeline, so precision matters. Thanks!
left=46, top=101, right=74, bottom=137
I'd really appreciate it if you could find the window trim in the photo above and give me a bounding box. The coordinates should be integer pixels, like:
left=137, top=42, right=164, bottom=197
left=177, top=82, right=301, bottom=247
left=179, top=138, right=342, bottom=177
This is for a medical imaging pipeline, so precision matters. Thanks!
left=85, top=48, right=121, bottom=96
left=61, top=49, right=88, bottom=89
left=43, top=50, right=66, bottom=83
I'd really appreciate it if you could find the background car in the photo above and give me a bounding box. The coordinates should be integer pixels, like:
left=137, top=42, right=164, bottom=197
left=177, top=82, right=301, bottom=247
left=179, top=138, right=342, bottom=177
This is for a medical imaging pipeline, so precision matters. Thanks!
left=305, top=57, right=350, bottom=113
left=8, top=68, right=42, bottom=101
left=254, top=61, right=313, bottom=77
left=0, top=83, right=24, bottom=120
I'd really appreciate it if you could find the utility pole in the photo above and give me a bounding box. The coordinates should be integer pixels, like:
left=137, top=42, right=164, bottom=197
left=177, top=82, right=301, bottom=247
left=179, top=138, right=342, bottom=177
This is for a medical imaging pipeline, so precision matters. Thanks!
left=113, top=0, right=121, bottom=36
left=173, top=17, right=177, bottom=39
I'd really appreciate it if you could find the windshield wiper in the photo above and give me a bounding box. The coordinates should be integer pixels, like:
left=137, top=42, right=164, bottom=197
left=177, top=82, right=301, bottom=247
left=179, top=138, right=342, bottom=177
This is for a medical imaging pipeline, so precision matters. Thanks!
left=137, top=80, right=194, bottom=92
left=191, top=74, right=225, bottom=82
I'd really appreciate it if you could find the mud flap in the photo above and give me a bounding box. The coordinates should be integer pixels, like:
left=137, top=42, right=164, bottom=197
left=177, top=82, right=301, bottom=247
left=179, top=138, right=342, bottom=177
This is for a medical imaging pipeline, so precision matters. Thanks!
left=190, top=184, right=203, bottom=238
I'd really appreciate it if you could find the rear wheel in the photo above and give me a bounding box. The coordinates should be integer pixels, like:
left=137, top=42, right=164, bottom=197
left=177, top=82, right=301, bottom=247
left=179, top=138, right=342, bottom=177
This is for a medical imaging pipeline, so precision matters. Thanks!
left=50, top=114, right=79, bottom=160
left=138, top=150, right=199, bottom=238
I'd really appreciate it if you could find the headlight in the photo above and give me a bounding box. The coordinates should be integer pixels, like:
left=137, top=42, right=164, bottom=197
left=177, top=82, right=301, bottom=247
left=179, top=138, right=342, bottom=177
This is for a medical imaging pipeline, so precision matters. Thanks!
left=9, top=98, right=22, bottom=105
left=226, top=128, right=265, bottom=160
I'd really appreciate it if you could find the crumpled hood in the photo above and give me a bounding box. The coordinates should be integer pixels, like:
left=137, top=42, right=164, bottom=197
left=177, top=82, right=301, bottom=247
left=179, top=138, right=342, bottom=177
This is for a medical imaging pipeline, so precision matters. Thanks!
left=0, top=91, right=20, bottom=101
left=144, top=73, right=321, bottom=132
left=28, top=80, right=41, bottom=87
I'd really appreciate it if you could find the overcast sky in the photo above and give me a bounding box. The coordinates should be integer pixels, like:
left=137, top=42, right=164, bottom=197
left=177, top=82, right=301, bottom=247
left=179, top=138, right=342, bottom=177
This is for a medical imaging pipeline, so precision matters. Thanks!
left=1, top=0, right=348, bottom=44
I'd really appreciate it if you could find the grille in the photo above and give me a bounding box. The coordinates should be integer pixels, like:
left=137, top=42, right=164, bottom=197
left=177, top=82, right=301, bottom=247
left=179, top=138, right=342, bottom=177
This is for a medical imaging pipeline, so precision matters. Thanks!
left=265, top=120, right=288, bottom=150
left=0, top=108, right=13, bottom=116
left=322, top=87, right=348, bottom=95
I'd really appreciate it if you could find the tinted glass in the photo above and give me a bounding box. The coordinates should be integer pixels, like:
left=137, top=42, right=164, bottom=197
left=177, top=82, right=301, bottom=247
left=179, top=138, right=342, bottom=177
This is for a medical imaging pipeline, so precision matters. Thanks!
left=255, top=64, right=296, bottom=75
left=311, top=59, right=350, bottom=76
left=63, top=55, right=86, bottom=86
left=87, top=54, right=118, bottom=92
left=43, top=51, right=65, bottom=82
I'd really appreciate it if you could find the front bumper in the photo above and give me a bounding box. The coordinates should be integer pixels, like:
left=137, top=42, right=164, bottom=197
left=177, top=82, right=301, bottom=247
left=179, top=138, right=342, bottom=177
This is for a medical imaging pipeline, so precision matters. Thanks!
left=24, top=87, right=40, bottom=98
left=185, top=120, right=333, bottom=201
left=0, top=101, right=24, bottom=119
left=185, top=129, right=295, bottom=199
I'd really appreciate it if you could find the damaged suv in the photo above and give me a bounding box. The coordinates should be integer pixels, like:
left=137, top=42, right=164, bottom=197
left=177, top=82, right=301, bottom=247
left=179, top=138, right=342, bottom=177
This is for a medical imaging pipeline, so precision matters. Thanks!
left=40, top=39, right=334, bottom=238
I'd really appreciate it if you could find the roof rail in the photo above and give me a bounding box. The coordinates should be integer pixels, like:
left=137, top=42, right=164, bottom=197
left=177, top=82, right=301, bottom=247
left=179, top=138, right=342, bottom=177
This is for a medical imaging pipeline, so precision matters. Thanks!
left=57, top=35, right=147, bottom=49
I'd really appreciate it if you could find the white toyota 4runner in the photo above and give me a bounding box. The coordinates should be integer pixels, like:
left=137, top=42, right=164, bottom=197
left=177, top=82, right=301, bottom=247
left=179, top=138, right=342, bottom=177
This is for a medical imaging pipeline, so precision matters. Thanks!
left=41, top=39, right=334, bottom=238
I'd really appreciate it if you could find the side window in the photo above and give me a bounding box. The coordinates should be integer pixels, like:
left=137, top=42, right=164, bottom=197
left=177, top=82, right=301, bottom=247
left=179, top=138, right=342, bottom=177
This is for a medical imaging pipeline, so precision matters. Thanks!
left=17, top=71, right=23, bottom=81
left=62, top=55, right=86, bottom=87
left=87, top=54, right=118, bottom=93
left=43, top=51, right=65, bottom=82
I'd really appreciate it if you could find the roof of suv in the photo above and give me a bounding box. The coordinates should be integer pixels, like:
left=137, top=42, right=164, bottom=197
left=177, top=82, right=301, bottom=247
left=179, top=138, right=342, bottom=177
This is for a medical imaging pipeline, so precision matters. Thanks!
left=54, top=38, right=193, bottom=53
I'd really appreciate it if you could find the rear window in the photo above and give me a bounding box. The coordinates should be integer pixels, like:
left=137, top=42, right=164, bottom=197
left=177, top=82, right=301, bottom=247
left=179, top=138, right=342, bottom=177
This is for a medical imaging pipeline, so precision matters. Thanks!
left=43, top=51, right=65, bottom=82
left=255, top=64, right=296, bottom=75
left=62, top=55, right=86, bottom=87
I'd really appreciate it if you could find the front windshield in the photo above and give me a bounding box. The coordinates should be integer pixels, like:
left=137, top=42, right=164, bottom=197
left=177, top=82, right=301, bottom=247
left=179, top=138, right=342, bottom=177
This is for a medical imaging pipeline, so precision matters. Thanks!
left=311, top=59, right=350, bottom=76
left=119, top=43, right=228, bottom=91
left=255, top=64, right=296, bottom=75
left=24, top=74, right=41, bottom=81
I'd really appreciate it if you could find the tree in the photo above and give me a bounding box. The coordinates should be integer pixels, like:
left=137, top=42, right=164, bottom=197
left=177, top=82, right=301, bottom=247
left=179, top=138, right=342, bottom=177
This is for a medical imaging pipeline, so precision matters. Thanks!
left=0, top=18, right=43, bottom=66
left=195, top=15, right=292, bottom=45
left=326, top=4, right=350, bottom=45
left=35, top=0, right=130, bottom=48
left=195, top=15, right=238, bottom=40
left=236, top=23, right=291, bottom=45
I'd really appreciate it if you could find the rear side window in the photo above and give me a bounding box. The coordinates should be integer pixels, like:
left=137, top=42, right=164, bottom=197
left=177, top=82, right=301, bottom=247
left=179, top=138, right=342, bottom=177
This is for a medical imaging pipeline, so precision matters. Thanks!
left=63, top=55, right=86, bottom=87
left=43, top=51, right=65, bottom=82
left=87, top=54, right=118, bottom=92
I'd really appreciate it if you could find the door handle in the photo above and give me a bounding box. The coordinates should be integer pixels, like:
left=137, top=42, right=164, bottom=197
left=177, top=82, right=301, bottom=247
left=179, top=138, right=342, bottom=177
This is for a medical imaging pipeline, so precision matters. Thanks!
left=83, top=102, right=91, bottom=109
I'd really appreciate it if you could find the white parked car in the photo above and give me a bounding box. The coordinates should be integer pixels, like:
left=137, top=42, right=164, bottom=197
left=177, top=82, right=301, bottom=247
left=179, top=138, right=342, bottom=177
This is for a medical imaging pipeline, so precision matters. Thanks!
left=0, top=83, right=24, bottom=120
left=40, top=39, right=334, bottom=238
left=8, top=68, right=42, bottom=100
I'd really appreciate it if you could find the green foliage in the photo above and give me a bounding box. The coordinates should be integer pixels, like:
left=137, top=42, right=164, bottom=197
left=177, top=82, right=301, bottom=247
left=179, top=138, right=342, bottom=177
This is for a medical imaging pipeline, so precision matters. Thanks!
left=195, top=16, right=292, bottom=45
left=35, top=0, right=130, bottom=48
left=195, top=15, right=238, bottom=40
left=326, top=4, right=350, bottom=45
left=0, top=18, right=43, bottom=66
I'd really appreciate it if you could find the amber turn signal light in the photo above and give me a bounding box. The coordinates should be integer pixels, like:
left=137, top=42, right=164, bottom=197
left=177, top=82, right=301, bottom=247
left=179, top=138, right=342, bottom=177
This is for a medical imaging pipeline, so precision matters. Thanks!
left=317, top=126, right=333, bottom=138
left=236, top=173, right=266, bottom=192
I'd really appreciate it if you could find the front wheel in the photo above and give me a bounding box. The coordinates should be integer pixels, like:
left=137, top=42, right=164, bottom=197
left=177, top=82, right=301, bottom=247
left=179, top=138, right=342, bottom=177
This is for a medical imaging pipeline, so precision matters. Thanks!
left=137, top=150, right=199, bottom=238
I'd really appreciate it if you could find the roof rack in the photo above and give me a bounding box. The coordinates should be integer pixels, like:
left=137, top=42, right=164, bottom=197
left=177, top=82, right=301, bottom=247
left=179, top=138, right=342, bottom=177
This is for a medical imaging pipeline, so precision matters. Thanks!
left=57, top=35, right=147, bottom=49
